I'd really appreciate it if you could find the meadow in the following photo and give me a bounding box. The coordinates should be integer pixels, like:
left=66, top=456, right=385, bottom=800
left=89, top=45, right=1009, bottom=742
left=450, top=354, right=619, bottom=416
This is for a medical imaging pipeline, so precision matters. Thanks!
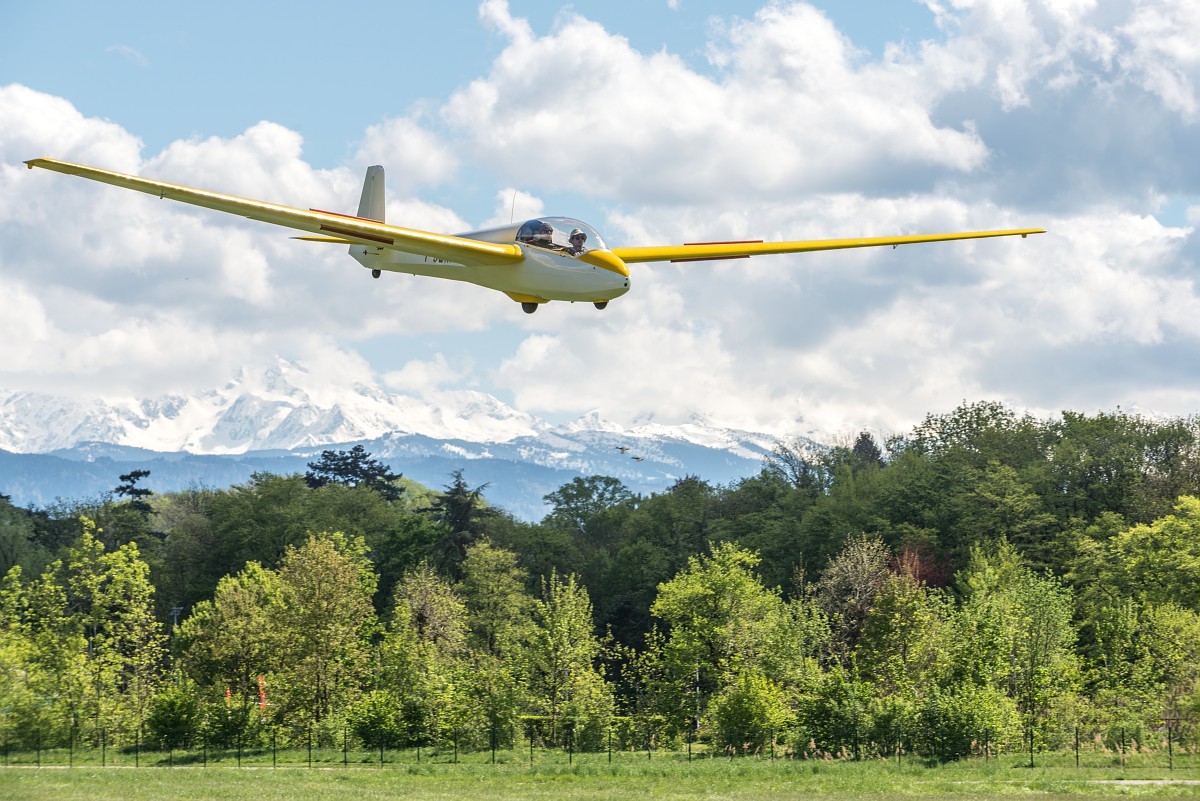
left=2, top=748, right=1198, bottom=801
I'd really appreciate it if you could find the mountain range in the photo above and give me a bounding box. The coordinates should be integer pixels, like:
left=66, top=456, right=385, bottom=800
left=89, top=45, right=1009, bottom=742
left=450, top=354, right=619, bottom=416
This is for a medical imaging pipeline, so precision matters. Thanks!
left=0, top=360, right=794, bottom=519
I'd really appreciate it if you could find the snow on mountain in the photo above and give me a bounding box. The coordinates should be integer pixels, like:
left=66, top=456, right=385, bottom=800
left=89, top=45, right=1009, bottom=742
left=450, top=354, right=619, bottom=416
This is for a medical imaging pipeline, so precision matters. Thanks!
left=0, top=358, right=802, bottom=517
left=0, top=359, right=546, bottom=455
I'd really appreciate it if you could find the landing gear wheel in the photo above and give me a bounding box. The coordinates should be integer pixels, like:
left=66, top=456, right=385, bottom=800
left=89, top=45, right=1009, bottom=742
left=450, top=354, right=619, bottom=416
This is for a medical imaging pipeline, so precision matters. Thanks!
left=593, top=301, right=608, bottom=310
left=371, top=269, right=381, bottom=279
left=521, top=302, right=538, bottom=314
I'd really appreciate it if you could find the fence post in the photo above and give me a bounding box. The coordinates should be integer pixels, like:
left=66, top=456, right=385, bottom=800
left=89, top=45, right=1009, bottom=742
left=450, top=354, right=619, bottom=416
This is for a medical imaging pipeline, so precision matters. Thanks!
left=529, top=722, right=534, bottom=766
left=69, top=725, right=74, bottom=768
left=491, top=723, right=496, bottom=765
left=454, top=728, right=458, bottom=765
left=379, top=727, right=383, bottom=769
left=568, top=724, right=573, bottom=766
left=35, top=729, right=40, bottom=768
left=101, top=727, right=106, bottom=768
left=307, top=727, right=312, bottom=768
left=273, top=729, right=277, bottom=769
left=1028, top=724, right=1034, bottom=769
left=607, top=726, right=611, bottom=764
left=1167, top=724, right=1172, bottom=771
left=237, top=732, right=242, bottom=768
left=1075, top=725, right=1079, bottom=768
left=647, top=727, right=652, bottom=761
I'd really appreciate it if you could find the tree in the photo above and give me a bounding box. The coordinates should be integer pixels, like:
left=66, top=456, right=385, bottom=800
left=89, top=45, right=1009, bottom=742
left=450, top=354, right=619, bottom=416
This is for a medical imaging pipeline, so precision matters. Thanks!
left=0, top=496, right=47, bottom=578
left=763, top=438, right=830, bottom=497
left=428, top=470, right=497, bottom=579
left=304, top=445, right=403, bottom=501
left=177, top=561, right=284, bottom=717
left=114, top=469, right=154, bottom=515
left=273, top=531, right=378, bottom=725
left=527, top=571, right=612, bottom=746
left=649, top=542, right=788, bottom=736
left=542, top=476, right=631, bottom=538
left=382, top=563, right=470, bottom=747
left=952, top=540, right=1079, bottom=730
left=813, top=534, right=892, bottom=661
left=851, top=432, right=886, bottom=470
left=458, top=540, right=533, bottom=658
left=1105, top=496, right=1200, bottom=611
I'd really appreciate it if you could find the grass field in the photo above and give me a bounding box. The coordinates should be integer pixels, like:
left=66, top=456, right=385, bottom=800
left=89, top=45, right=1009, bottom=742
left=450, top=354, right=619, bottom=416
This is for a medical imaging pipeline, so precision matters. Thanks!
left=2, top=754, right=1198, bottom=801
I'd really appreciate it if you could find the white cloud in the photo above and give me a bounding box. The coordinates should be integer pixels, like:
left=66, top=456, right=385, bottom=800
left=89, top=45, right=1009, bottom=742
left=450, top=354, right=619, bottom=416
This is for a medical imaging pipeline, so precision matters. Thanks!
left=105, top=44, right=149, bottom=68
left=4, top=0, right=1200, bottom=441
left=384, top=354, right=471, bottom=393
left=446, top=1, right=988, bottom=201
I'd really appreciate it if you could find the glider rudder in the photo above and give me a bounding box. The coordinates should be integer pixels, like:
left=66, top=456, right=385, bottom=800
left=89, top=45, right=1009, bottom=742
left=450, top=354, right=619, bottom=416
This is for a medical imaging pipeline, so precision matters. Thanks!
left=358, top=166, right=385, bottom=222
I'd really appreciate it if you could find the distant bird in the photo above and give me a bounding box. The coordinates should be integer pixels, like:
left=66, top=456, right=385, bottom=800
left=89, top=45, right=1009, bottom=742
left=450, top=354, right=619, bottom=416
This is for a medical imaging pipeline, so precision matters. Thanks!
left=615, top=446, right=630, bottom=453
left=632, top=456, right=645, bottom=462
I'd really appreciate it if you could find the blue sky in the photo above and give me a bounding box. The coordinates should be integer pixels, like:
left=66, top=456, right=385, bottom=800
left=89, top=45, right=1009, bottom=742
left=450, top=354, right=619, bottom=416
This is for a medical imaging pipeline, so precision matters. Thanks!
left=2, top=0, right=1199, bottom=441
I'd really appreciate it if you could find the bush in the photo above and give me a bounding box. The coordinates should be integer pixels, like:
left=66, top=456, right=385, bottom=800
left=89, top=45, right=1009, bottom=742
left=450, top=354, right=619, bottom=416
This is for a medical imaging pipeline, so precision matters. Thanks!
left=794, top=666, right=870, bottom=755
left=709, top=669, right=794, bottom=753
left=915, top=684, right=1017, bottom=761
left=145, top=680, right=202, bottom=749
left=346, top=690, right=406, bottom=748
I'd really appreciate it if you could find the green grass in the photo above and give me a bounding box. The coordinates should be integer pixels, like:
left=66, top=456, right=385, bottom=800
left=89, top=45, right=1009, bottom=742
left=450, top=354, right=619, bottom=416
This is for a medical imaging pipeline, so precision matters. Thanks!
left=2, top=754, right=1198, bottom=801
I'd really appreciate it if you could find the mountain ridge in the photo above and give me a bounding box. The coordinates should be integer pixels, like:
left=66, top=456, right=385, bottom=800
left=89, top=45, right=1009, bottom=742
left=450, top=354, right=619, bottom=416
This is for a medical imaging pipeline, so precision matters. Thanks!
left=0, top=359, right=805, bottom=519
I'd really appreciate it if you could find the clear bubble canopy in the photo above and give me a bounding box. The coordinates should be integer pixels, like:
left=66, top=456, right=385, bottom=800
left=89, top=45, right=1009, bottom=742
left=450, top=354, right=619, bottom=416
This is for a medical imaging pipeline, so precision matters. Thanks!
left=515, top=217, right=606, bottom=255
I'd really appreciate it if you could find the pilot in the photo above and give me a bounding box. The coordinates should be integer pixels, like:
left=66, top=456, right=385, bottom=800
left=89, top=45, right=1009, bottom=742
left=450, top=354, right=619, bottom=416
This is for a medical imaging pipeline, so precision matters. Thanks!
left=567, top=228, right=588, bottom=255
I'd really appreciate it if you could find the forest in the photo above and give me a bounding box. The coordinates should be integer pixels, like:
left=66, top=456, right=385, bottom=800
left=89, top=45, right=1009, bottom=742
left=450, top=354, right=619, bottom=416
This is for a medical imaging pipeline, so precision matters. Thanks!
left=0, top=401, right=1197, bottom=759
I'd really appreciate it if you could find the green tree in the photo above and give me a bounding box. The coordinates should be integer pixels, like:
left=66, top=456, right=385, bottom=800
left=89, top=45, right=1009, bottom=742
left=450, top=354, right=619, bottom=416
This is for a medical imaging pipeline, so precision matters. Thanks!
left=273, top=531, right=378, bottom=726
left=952, top=541, right=1079, bottom=729
left=813, top=534, right=892, bottom=662
left=114, top=469, right=154, bottom=515
left=177, top=561, right=283, bottom=718
left=649, top=543, right=787, bottom=735
left=428, top=470, right=498, bottom=579
left=458, top=539, right=534, bottom=658
left=304, top=445, right=404, bottom=501
left=527, top=570, right=612, bottom=746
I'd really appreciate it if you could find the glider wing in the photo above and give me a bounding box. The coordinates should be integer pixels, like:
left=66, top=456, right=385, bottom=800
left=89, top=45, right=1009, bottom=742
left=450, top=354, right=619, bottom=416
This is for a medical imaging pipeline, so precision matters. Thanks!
left=24, top=158, right=523, bottom=266
left=611, top=229, right=1045, bottom=264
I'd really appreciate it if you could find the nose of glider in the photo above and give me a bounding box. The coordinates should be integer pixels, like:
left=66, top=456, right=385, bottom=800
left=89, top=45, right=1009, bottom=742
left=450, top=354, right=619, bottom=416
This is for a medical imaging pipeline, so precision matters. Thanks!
left=577, top=249, right=630, bottom=278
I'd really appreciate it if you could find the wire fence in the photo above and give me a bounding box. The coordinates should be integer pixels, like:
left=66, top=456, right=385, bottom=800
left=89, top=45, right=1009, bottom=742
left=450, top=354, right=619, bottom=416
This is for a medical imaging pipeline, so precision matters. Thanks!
left=1, top=720, right=1195, bottom=770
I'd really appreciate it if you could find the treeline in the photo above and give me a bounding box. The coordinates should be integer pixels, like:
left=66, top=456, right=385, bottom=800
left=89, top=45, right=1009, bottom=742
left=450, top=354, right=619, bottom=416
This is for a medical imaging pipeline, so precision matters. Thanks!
left=0, top=402, right=1197, bottom=758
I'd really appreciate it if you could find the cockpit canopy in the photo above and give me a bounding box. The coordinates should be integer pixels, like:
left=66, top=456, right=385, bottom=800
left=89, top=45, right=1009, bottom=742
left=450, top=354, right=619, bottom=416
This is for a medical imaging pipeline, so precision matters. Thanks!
left=515, top=217, right=606, bottom=256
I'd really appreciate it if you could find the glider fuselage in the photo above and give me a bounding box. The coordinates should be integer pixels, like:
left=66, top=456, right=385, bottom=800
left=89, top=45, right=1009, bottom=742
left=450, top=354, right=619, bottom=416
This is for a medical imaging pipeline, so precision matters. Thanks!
left=351, top=217, right=631, bottom=304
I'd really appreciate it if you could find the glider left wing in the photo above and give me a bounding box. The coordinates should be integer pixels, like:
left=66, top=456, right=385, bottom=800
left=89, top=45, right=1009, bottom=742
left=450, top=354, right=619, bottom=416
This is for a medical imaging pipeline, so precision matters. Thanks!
left=24, top=158, right=523, bottom=267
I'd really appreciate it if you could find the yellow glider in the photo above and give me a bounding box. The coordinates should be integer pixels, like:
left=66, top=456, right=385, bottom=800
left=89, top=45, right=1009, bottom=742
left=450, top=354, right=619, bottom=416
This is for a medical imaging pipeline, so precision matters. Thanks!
left=26, top=157, right=1044, bottom=314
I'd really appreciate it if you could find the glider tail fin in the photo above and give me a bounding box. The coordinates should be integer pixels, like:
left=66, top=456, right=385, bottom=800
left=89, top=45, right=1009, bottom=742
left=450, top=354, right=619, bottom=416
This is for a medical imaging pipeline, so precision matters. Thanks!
left=357, top=166, right=386, bottom=222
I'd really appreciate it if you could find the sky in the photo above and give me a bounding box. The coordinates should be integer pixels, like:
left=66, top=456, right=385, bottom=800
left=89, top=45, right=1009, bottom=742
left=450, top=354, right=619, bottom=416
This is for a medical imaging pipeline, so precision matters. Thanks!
left=1, top=0, right=1199, bottom=443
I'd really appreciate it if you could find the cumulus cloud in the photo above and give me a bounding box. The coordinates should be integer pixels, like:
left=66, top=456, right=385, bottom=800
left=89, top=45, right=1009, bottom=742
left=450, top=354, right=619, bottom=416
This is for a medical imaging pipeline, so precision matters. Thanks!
left=3, top=0, right=1200, bottom=441
left=448, top=1, right=989, bottom=201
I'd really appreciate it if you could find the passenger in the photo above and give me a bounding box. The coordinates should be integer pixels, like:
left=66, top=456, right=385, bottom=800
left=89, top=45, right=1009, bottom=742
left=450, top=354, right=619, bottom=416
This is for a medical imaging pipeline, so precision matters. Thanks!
left=567, top=228, right=588, bottom=255
left=517, top=220, right=555, bottom=248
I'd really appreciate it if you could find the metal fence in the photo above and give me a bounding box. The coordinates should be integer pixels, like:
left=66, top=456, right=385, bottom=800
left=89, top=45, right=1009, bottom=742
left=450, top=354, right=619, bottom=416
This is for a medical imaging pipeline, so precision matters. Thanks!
left=1, top=721, right=1195, bottom=770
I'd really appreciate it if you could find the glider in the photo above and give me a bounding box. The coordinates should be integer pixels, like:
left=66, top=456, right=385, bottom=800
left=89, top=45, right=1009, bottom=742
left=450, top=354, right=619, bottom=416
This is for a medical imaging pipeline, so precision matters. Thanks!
left=25, top=158, right=1044, bottom=314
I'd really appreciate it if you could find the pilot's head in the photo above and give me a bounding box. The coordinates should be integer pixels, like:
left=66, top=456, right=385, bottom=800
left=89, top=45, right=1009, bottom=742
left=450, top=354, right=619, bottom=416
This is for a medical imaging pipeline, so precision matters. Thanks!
left=570, top=228, right=587, bottom=245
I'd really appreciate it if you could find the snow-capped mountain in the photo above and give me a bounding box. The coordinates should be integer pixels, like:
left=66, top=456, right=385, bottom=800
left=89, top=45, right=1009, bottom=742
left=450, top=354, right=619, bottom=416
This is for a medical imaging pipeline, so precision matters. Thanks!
left=0, top=359, right=546, bottom=455
left=0, top=359, right=800, bottom=518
